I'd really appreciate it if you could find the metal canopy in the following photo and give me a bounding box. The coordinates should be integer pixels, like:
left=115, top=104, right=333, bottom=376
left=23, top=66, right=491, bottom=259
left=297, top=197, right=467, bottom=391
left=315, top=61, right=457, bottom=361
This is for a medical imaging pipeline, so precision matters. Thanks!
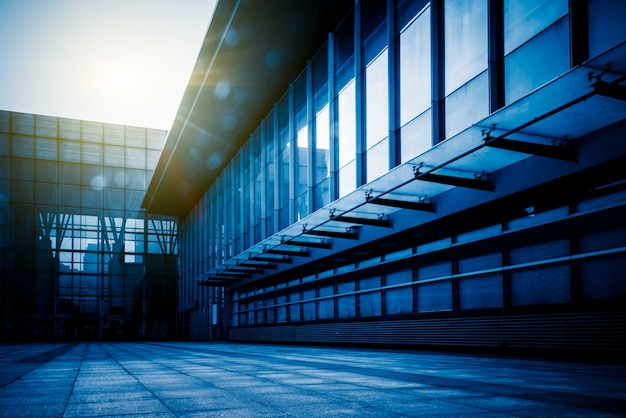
left=197, top=42, right=626, bottom=289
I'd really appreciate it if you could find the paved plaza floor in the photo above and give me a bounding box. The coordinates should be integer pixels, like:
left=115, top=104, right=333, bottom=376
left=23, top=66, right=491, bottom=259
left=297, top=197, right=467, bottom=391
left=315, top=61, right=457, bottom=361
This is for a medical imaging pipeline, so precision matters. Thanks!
left=0, top=342, right=625, bottom=417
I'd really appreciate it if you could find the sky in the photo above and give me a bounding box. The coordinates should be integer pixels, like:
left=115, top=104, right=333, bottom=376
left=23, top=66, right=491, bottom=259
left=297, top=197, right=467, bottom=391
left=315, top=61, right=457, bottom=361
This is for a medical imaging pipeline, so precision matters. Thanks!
left=0, top=0, right=216, bottom=131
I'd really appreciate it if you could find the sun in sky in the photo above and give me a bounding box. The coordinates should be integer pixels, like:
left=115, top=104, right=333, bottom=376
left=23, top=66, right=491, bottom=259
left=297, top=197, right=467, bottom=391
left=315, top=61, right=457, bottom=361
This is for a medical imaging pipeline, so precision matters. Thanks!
left=0, top=0, right=216, bottom=130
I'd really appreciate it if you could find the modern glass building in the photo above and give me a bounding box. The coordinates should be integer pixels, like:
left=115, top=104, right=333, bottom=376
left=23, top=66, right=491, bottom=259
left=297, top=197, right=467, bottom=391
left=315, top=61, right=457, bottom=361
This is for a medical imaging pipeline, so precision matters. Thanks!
left=142, top=0, right=626, bottom=352
left=0, top=111, right=178, bottom=340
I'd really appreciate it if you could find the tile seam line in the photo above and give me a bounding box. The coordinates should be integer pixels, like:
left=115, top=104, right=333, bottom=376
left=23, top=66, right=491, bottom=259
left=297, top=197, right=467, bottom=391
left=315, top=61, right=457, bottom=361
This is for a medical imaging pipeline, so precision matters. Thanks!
left=144, top=342, right=626, bottom=409
left=61, top=343, right=88, bottom=418
left=98, top=342, right=181, bottom=418
left=107, top=342, right=315, bottom=416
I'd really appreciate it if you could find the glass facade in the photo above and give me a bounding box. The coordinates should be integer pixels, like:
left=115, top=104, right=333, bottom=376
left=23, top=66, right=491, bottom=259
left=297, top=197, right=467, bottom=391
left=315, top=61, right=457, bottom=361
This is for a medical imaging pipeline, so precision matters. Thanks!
left=174, top=0, right=626, bottom=350
left=0, top=111, right=177, bottom=340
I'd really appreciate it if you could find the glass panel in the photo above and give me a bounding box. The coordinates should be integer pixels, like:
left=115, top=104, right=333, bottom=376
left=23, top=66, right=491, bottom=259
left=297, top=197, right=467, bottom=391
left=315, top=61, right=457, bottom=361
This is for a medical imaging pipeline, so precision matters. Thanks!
left=417, top=261, right=452, bottom=281
left=401, top=109, right=431, bottom=163
left=509, top=239, right=569, bottom=265
left=265, top=113, right=275, bottom=236
left=11, top=158, right=34, bottom=181
left=580, top=255, right=626, bottom=301
left=335, top=10, right=355, bottom=91
left=339, top=160, right=356, bottom=198
left=458, top=252, right=501, bottom=274
left=35, top=138, right=57, bottom=160
left=444, top=0, right=488, bottom=95
left=359, top=276, right=381, bottom=317
left=302, top=289, right=316, bottom=321
left=417, top=281, right=452, bottom=312
left=510, top=264, right=571, bottom=306
left=314, top=105, right=330, bottom=209
left=146, top=129, right=166, bottom=150
left=35, top=115, right=58, bottom=138
left=385, top=268, right=413, bottom=315
left=125, top=148, right=145, bottom=169
left=459, top=273, right=503, bottom=310
left=81, top=122, right=102, bottom=143
left=366, top=138, right=388, bottom=182
left=59, top=118, right=81, bottom=140
left=35, top=160, right=58, bottom=183
left=337, top=281, right=355, bottom=318
left=504, top=0, right=568, bottom=54
left=318, top=285, right=334, bottom=319
left=504, top=17, right=569, bottom=104
left=400, top=4, right=431, bottom=126
left=365, top=49, right=389, bottom=149
left=59, top=140, right=81, bottom=163
left=338, top=81, right=356, bottom=168
left=11, top=135, right=35, bottom=158
left=0, top=134, right=9, bottom=156
left=82, top=143, right=102, bottom=165
left=125, top=127, right=146, bottom=148
left=588, top=0, right=626, bottom=58
left=11, top=113, right=34, bottom=135
left=104, top=124, right=125, bottom=145
left=278, top=94, right=290, bottom=230
left=445, top=71, right=489, bottom=138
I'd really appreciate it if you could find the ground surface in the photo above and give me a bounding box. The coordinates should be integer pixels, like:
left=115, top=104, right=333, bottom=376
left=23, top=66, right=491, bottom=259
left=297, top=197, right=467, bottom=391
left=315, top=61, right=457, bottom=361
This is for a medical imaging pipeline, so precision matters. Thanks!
left=0, top=342, right=625, bottom=417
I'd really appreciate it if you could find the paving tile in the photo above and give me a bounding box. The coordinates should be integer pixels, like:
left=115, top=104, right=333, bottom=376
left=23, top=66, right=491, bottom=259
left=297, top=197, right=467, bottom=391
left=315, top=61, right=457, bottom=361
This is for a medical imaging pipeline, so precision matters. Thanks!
left=1, top=342, right=625, bottom=417
left=62, top=398, right=170, bottom=417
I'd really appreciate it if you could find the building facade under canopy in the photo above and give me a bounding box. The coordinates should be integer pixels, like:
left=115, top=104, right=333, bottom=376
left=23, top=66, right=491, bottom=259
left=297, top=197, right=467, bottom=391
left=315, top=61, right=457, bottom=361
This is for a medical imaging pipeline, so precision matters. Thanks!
left=143, top=0, right=626, bottom=352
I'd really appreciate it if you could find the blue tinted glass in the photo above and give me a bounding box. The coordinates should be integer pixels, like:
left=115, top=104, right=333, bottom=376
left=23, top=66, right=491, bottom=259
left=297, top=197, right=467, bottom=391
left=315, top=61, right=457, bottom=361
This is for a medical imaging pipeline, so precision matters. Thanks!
left=417, top=281, right=452, bottom=312
left=504, top=17, right=569, bottom=104
left=445, top=71, right=489, bottom=138
left=445, top=0, right=488, bottom=95
left=588, top=0, right=626, bottom=58
left=399, top=5, right=431, bottom=126
left=504, top=0, right=568, bottom=54
left=459, top=274, right=503, bottom=310
left=366, top=49, right=389, bottom=149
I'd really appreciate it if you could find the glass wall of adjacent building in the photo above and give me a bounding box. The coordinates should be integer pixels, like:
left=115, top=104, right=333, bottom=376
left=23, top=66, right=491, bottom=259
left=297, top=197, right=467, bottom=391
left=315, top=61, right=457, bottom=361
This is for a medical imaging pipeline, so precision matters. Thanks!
left=0, top=111, right=178, bottom=340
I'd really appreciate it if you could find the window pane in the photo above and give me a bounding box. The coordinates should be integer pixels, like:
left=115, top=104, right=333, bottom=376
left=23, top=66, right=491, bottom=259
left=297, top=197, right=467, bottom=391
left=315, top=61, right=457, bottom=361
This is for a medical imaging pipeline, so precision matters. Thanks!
left=504, top=17, right=569, bottom=104
left=504, top=0, right=568, bottom=54
left=338, top=81, right=356, bottom=168
left=417, top=281, right=452, bottom=312
left=365, top=49, right=389, bottom=149
left=366, top=138, right=388, bottom=182
left=445, top=71, right=489, bottom=138
left=359, top=276, right=381, bottom=317
left=580, top=255, right=626, bottom=302
left=385, top=287, right=412, bottom=315
left=445, top=0, right=488, bottom=95
left=401, top=109, right=431, bottom=163
left=510, top=264, right=571, bottom=306
left=459, top=273, right=503, bottom=310
left=588, top=0, right=626, bottom=58
left=400, top=5, right=431, bottom=126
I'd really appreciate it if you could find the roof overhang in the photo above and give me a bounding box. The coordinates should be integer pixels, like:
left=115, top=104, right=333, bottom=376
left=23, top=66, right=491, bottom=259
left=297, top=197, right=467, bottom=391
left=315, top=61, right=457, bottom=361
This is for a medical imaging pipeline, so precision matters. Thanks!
left=143, top=0, right=354, bottom=217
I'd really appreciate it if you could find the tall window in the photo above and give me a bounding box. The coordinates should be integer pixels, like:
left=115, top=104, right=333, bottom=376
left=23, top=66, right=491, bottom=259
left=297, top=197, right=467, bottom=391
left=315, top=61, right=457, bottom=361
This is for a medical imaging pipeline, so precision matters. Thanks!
left=503, top=0, right=569, bottom=104
left=294, top=74, right=309, bottom=221
left=335, top=13, right=356, bottom=198
left=313, top=46, right=330, bottom=210
left=444, top=0, right=489, bottom=138
left=399, top=2, right=431, bottom=162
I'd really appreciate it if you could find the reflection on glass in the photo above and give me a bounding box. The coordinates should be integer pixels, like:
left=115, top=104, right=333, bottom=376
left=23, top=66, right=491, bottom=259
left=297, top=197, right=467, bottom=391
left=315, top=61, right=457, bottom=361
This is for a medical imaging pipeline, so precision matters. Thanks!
left=366, top=49, right=389, bottom=150
left=504, top=0, right=567, bottom=54
left=444, top=0, right=488, bottom=95
left=400, top=4, right=431, bottom=127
